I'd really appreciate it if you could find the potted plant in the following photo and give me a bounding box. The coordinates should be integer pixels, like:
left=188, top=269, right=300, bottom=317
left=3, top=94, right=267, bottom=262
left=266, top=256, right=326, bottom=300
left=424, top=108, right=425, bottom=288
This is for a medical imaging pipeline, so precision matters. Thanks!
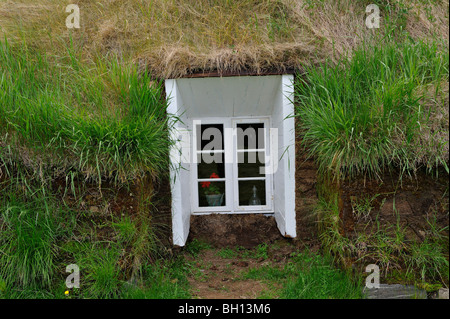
left=201, top=172, right=224, bottom=206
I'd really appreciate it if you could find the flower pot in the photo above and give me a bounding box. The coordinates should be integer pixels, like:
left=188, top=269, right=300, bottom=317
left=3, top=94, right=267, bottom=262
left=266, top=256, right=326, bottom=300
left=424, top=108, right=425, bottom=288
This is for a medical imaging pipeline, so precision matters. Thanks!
left=205, top=193, right=224, bottom=206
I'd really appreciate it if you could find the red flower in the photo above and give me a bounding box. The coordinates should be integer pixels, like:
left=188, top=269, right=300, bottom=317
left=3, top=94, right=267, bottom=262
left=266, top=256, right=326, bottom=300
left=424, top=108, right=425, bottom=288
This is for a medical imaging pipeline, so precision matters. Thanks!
left=201, top=172, right=221, bottom=195
left=201, top=173, right=219, bottom=190
left=201, top=181, right=211, bottom=188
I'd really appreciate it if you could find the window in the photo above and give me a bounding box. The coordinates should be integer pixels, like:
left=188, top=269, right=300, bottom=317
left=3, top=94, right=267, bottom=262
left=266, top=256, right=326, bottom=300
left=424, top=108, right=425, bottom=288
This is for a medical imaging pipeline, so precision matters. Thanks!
left=166, top=74, right=296, bottom=246
left=195, top=122, right=227, bottom=208
left=192, top=117, right=273, bottom=214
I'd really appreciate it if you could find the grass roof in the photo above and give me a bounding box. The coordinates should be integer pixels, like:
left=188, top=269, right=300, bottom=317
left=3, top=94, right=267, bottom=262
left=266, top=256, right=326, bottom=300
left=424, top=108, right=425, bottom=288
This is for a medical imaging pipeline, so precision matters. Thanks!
left=0, top=0, right=448, bottom=78
left=0, top=0, right=448, bottom=184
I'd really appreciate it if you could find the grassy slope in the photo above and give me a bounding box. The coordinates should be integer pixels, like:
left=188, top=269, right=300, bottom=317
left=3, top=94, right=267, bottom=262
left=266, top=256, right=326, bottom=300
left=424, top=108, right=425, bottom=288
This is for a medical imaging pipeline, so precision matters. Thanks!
left=187, top=240, right=362, bottom=299
left=295, top=38, right=449, bottom=178
left=0, top=39, right=171, bottom=184
left=0, top=0, right=448, bottom=298
left=0, top=0, right=448, bottom=78
left=0, top=0, right=448, bottom=179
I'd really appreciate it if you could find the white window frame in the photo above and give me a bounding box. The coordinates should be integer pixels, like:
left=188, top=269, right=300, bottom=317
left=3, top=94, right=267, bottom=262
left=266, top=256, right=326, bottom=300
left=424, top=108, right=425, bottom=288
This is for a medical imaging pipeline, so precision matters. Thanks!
left=191, top=118, right=233, bottom=213
left=191, top=116, right=274, bottom=215
left=232, top=117, right=273, bottom=213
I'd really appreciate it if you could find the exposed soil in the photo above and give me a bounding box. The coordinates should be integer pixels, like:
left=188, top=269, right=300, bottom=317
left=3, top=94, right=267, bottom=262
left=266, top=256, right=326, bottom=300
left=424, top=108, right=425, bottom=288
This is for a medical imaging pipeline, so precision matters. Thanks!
left=50, top=175, right=174, bottom=278
left=189, top=214, right=282, bottom=248
left=294, top=138, right=320, bottom=246
left=186, top=249, right=268, bottom=299
left=184, top=239, right=298, bottom=299
left=341, top=168, right=449, bottom=242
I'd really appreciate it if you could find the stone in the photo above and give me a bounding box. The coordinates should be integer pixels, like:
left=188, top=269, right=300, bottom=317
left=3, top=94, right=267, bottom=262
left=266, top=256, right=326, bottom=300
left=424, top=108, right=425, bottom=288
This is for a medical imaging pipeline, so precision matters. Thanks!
left=89, top=206, right=100, bottom=213
left=363, top=284, right=427, bottom=299
left=439, top=288, right=449, bottom=299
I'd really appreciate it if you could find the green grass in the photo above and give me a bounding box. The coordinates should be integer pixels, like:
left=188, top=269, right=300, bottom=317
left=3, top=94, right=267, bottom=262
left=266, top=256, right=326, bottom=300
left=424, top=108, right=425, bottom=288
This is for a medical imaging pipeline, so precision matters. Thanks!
left=406, top=238, right=449, bottom=283
left=245, top=243, right=269, bottom=260
left=122, top=258, right=191, bottom=299
left=184, top=239, right=213, bottom=257
left=0, top=10, right=448, bottom=300
left=295, top=37, right=449, bottom=179
left=0, top=187, right=75, bottom=291
left=0, top=37, right=172, bottom=186
left=217, top=247, right=239, bottom=259
left=112, top=216, right=137, bottom=244
left=0, top=174, right=189, bottom=299
left=242, top=251, right=362, bottom=299
left=71, top=242, right=123, bottom=299
left=58, top=238, right=192, bottom=299
left=0, top=194, right=191, bottom=299
left=0, top=36, right=177, bottom=298
left=244, top=264, right=289, bottom=281
left=313, top=190, right=352, bottom=265
left=313, top=185, right=449, bottom=287
left=215, top=244, right=270, bottom=260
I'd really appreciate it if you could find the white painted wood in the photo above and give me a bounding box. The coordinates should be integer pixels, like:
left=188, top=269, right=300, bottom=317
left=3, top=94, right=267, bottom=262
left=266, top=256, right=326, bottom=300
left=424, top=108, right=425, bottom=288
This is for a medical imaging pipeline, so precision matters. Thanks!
left=272, top=75, right=296, bottom=238
left=191, top=118, right=233, bottom=213
left=232, top=117, right=273, bottom=212
left=175, top=76, right=279, bottom=118
left=165, top=75, right=296, bottom=246
left=166, top=79, right=191, bottom=246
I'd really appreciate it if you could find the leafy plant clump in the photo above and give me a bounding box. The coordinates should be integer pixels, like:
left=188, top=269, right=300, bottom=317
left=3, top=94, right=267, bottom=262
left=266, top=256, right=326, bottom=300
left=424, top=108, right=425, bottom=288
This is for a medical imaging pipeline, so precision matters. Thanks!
left=295, top=38, right=449, bottom=179
left=0, top=38, right=172, bottom=186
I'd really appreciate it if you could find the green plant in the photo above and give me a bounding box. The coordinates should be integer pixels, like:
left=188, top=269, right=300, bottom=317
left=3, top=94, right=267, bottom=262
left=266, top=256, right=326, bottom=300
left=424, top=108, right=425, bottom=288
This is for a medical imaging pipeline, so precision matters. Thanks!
left=313, top=191, right=352, bottom=265
left=217, top=247, right=239, bottom=259
left=0, top=279, right=6, bottom=298
left=201, top=173, right=222, bottom=195
left=0, top=38, right=172, bottom=188
left=424, top=210, right=449, bottom=245
left=266, top=7, right=294, bottom=42
left=405, top=238, right=449, bottom=282
left=239, top=244, right=269, bottom=260
left=122, top=257, right=191, bottom=299
left=295, top=38, right=449, bottom=180
left=242, top=265, right=289, bottom=281
left=73, top=242, right=123, bottom=299
left=242, top=251, right=362, bottom=299
left=351, top=194, right=378, bottom=222
left=0, top=190, right=71, bottom=290
left=367, top=224, right=405, bottom=275
left=282, top=252, right=362, bottom=299
left=184, top=239, right=212, bottom=257
left=112, top=215, right=137, bottom=244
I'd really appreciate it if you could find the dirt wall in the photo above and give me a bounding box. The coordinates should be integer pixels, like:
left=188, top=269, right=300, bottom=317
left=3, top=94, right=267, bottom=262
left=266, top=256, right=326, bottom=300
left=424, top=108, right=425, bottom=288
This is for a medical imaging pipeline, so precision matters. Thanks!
left=340, top=168, right=449, bottom=242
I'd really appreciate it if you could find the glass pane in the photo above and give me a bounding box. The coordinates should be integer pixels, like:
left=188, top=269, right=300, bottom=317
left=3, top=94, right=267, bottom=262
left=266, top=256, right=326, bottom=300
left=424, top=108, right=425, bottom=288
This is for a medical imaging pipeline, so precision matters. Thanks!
left=198, top=181, right=226, bottom=207
left=236, top=123, right=264, bottom=150
left=237, top=151, right=265, bottom=178
left=238, top=180, right=266, bottom=206
left=196, top=124, right=224, bottom=151
left=197, top=153, right=225, bottom=179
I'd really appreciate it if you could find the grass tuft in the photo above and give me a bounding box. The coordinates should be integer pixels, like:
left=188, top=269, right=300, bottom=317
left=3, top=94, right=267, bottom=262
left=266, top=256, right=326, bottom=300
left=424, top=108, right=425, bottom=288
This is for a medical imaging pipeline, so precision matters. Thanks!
left=0, top=38, right=172, bottom=186
left=295, top=38, right=449, bottom=179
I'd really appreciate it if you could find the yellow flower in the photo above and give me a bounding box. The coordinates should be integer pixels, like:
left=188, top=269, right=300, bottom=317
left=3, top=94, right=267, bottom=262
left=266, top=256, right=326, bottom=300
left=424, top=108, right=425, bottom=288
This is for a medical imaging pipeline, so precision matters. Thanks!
left=65, top=290, right=70, bottom=296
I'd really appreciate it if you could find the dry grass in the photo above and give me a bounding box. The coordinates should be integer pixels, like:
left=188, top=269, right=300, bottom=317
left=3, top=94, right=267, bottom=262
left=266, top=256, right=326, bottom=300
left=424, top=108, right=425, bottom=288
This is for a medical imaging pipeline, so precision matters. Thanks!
left=0, top=0, right=448, bottom=78
left=413, top=80, right=450, bottom=167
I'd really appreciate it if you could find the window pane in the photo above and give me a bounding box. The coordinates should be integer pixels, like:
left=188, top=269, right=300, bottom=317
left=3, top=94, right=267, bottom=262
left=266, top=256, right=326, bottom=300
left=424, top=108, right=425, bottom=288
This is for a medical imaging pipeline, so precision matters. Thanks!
left=238, top=180, right=266, bottom=206
left=236, top=123, right=264, bottom=150
left=237, top=151, right=265, bottom=178
left=196, top=124, right=224, bottom=151
left=198, top=181, right=226, bottom=207
left=197, top=153, right=225, bottom=179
